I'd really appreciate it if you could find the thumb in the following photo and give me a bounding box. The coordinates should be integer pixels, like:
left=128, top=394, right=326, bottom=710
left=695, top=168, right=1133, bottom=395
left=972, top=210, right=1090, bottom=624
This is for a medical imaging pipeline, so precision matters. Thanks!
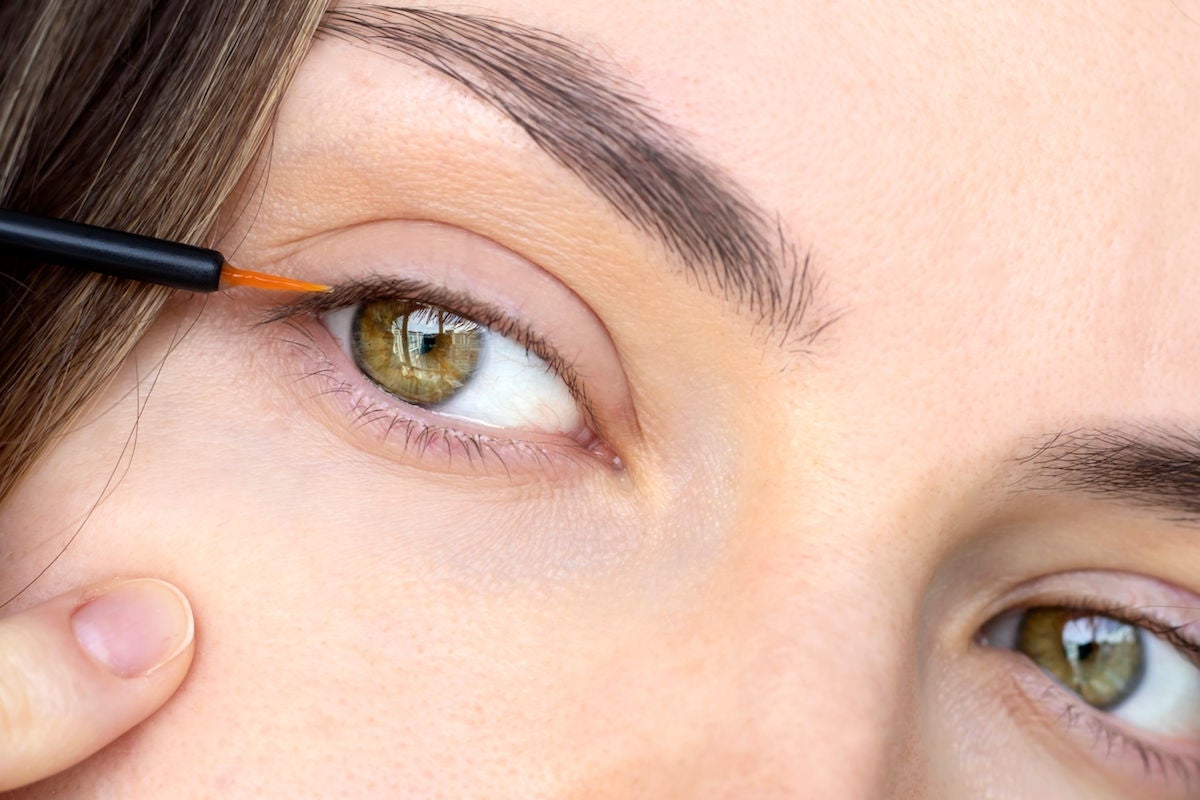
left=0, top=579, right=194, bottom=791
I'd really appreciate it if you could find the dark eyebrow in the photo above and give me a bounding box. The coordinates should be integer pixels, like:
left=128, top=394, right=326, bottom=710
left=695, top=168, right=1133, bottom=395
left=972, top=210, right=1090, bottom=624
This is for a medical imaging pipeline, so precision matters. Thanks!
left=1015, top=426, right=1200, bottom=522
left=317, top=6, right=824, bottom=346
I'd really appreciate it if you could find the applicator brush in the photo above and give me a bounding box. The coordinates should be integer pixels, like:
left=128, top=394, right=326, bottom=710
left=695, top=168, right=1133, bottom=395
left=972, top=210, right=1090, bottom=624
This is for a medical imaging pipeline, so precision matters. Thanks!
left=0, top=208, right=328, bottom=293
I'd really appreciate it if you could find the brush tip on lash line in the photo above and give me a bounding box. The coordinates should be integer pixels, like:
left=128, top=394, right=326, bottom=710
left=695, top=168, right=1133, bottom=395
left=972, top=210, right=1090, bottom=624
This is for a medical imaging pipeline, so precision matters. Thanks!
left=219, top=264, right=330, bottom=293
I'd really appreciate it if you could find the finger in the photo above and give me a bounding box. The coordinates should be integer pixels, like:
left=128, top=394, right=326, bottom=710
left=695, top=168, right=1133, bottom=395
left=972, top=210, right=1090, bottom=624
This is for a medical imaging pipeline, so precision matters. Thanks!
left=0, top=579, right=194, bottom=791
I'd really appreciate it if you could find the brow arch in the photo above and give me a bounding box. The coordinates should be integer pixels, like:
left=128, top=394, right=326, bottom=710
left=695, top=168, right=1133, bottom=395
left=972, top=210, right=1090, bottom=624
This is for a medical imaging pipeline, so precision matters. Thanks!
left=318, top=5, right=825, bottom=347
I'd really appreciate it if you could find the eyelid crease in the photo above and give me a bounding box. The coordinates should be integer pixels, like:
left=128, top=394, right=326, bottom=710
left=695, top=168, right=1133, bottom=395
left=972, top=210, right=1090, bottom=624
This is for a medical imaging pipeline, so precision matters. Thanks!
left=258, top=274, right=599, bottom=431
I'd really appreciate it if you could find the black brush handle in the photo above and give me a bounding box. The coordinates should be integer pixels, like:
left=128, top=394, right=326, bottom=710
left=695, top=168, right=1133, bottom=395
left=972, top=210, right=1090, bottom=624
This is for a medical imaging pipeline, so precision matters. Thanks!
left=0, top=209, right=223, bottom=292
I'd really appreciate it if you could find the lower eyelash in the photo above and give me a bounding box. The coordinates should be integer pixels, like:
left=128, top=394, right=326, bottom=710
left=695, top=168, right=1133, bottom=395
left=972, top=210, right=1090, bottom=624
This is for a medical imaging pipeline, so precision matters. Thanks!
left=270, top=321, right=610, bottom=477
left=1055, top=698, right=1200, bottom=790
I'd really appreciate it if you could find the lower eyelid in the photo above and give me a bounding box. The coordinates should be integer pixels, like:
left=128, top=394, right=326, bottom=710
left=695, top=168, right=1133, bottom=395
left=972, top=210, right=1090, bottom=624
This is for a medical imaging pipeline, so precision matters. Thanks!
left=992, top=647, right=1200, bottom=796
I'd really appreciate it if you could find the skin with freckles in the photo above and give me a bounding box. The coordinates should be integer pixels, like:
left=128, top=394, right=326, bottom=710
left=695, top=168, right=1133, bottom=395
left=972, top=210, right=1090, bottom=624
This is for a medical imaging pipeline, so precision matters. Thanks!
left=3, top=1, right=1200, bottom=797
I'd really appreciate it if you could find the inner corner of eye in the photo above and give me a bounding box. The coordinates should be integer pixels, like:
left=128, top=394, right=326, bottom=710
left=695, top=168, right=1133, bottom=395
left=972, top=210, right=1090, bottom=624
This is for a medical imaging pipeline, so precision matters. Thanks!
left=978, top=608, right=1023, bottom=649
left=318, top=304, right=358, bottom=346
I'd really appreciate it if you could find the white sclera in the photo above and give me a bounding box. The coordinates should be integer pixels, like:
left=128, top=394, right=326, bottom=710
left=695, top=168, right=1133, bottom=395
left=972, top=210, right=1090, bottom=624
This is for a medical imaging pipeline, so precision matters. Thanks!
left=322, top=304, right=582, bottom=434
left=1109, top=628, right=1200, bottom=737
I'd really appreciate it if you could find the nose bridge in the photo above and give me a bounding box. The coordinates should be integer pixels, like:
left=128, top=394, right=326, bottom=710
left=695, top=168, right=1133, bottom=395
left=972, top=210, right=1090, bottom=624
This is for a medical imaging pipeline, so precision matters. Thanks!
left=707, top=496, right=922, bottom=798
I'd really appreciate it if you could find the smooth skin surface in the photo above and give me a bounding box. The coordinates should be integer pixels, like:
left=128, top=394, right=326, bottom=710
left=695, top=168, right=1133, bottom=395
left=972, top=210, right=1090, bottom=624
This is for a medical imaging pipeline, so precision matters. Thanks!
left=3, top=1, right=1200, bottom=796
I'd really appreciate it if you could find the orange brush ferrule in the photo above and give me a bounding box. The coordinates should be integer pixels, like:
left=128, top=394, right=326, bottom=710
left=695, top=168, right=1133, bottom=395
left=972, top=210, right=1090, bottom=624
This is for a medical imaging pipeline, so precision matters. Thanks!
left=219, top=264, right=329, bottom=293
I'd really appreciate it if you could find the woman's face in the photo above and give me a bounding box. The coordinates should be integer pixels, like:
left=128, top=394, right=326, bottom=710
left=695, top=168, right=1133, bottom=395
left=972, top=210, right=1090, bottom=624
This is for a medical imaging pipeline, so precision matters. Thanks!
left=4, top=1, right=1200, bottom=797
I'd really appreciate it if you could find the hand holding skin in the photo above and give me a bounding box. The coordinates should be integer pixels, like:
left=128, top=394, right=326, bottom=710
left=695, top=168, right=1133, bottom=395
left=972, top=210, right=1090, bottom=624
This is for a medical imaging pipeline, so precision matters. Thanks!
left=0, top=580, right=194, bottom=791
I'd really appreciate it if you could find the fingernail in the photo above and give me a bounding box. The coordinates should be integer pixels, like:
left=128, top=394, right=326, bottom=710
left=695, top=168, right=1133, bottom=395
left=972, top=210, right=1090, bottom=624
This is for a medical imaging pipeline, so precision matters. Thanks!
left=71, top=579, right=194, bottom=678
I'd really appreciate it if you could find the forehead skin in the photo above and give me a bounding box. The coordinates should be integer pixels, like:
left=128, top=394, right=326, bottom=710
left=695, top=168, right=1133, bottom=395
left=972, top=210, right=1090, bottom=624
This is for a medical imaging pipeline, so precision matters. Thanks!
left=3, top=1, right=1200, bottom=798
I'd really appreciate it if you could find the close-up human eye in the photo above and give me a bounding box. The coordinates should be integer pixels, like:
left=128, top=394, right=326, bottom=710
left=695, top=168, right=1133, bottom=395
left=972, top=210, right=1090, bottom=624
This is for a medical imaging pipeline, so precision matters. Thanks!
left=978, top=577, right=1200, bottom=792
left=249, top=233, right=636, bottom=478
left=984, top=604, right=1200, bottom=728
left=321, top=297, right=583, bottom=435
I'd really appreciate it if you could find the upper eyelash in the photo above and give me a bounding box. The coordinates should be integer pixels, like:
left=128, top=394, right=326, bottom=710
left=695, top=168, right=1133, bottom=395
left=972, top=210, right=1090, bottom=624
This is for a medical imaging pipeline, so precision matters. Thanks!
left=987, top=596, right=1200, bottom=666
left=258, top=275, right=599, bottom=428
left=1068, top=597, right=1200, bottom=667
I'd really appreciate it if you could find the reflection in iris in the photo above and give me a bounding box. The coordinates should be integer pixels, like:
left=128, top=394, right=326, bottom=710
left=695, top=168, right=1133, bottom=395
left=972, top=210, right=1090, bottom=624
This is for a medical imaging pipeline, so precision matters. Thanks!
left=352, top=300, right=482, bottom=406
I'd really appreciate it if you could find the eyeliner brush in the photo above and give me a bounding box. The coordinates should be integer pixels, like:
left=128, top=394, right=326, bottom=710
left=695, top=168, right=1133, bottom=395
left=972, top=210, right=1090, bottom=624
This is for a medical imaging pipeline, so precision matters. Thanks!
left=0, top=208, right=328, bottom=293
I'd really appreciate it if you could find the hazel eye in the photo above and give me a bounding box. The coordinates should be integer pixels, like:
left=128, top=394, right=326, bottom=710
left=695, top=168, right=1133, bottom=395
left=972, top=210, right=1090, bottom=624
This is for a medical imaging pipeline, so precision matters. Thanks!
left=983, top=606, right=1200, bottom=737
left=1015, top=608, right=1143, bottom=709
left=321, top=299, right=584, bottom=434
left=351, top=300, right=482, bottom=406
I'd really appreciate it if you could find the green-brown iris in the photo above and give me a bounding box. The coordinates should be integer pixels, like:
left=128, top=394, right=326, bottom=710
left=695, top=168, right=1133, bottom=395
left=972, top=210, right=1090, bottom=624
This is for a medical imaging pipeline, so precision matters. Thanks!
left=351, top=300, right=483, bottom=406
left=1016, top=607, right=1144, bottom=709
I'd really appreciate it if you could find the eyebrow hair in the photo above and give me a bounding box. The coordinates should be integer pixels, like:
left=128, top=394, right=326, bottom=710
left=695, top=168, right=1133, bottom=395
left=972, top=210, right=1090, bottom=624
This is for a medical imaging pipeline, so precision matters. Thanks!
left=317, top=5, right=823, bottom=346
left=1016, top=426, right=1200, bottom=522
